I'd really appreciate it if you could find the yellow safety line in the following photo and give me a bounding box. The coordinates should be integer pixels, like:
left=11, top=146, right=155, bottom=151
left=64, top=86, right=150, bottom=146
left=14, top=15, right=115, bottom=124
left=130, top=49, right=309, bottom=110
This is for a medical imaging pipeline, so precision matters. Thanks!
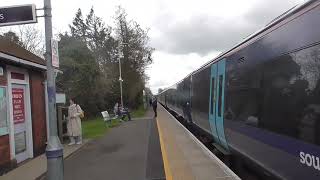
left=156, top=118, right=173, bottom=180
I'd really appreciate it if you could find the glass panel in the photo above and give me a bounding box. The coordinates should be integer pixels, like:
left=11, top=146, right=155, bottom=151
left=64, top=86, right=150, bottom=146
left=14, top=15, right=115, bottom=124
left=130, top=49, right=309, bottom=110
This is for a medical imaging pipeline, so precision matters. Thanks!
left=15, top=132, right=26, bottom=154
left=11, top=72, right=25, bottom=80
left=191, top=67, right=211, bottom=132
left=218, top=75, right=223, bottom=117
left=211, top=78, right=215, bottom=115
left=0, top=87, right=8, bottom=134
left=224, top=44, right=320, bottom=145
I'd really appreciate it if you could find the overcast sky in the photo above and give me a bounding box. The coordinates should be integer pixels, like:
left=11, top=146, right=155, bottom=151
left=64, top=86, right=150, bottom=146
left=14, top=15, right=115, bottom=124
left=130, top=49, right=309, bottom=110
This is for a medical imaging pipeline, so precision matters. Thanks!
left=2, top=0, right=306, bottom=93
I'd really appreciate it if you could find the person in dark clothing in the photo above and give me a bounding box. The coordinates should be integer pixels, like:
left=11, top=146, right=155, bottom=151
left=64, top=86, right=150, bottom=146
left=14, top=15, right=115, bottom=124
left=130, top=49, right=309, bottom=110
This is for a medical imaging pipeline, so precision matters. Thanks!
left=114, top=102, right=131, bottom=121
left=185, top=102, right=193, bottom=123
left=152, top=97, right=158, bottom=117
left=121, top=107, right=131, bottom=121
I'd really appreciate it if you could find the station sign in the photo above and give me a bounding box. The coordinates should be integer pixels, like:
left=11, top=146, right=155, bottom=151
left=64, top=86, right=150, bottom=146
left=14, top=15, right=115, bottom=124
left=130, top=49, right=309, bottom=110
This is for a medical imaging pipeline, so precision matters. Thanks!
left=0, top=4, right=37, bottom=27
left=51, top=39, right=59, bottom=68
left=56, top=93, right=66, bottom=104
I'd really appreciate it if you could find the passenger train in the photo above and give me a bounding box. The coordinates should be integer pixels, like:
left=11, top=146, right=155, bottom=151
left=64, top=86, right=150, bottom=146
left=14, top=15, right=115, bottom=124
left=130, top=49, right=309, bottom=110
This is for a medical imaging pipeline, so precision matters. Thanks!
left=157, top=0, right=320, bottom=179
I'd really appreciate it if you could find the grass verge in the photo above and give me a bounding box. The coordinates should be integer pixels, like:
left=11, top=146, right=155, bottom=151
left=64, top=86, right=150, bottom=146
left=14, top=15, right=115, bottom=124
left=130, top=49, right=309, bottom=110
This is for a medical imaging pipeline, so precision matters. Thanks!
left=83, top=105, right=146, bottom=139
left=131, top=105, right=147, bottom=118
left=82, top=117, right=120, bottom=139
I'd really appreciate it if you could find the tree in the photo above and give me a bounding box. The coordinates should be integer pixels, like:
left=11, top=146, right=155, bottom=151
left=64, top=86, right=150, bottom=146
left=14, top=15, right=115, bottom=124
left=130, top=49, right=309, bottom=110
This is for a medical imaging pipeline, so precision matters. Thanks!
left=18, top=25, right=44, bottom=57
left=57, top=33, right=105, bottom=116
left=69, top=9, right=87, bottom=40
left=70, top=7, right=118, bottom=76
left=57, top=6, right=154, bottom=116
left=114, top=6, right=154, bottom=107
left=0, top=31, right=23, bottom=46
left=0, top=26, right=44, bottom=57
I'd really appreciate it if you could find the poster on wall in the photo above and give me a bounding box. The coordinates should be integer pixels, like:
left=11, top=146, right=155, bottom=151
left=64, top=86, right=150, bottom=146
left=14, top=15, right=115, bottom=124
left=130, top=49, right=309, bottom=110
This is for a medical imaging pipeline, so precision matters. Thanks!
left=12, top=88, right=25, bottom=124
left=0, top=87, right=7, bottom=129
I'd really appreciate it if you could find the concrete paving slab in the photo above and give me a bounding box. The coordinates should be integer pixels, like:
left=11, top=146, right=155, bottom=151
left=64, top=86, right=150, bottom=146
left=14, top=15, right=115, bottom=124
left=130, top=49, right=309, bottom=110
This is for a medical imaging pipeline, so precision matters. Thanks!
left=61, top=110, right=165, bottom=180
left=146, top=117, right=165, bottom=180
left=156, top=105, right=241, bottom=180
left=1, top=140, right=89, bottom=180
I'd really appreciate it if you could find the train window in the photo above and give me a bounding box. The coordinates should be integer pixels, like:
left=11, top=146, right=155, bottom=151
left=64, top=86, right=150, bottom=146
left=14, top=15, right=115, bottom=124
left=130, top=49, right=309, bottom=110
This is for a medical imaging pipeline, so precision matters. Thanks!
left=225, top=44, right=320, bottom=145
left=261, top=45, right=320, bottom=144
left=211, top=78, right=215, bottom=115
left=224, top=57, right=263, bottom=127
left=218, top=75, right=223, bottom=117
left=191, top=67, right=211, bottom=132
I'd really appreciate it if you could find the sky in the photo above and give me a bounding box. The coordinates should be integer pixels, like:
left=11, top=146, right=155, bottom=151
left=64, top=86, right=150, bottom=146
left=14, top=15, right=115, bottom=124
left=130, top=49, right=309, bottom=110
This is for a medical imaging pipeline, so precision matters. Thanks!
left=2, top=0, right=306, bottom=93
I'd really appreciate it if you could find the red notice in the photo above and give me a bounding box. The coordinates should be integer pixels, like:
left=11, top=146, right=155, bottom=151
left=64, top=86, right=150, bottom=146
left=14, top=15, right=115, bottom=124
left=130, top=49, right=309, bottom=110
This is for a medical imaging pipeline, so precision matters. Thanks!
left=12, top=88, right=25, bottom=124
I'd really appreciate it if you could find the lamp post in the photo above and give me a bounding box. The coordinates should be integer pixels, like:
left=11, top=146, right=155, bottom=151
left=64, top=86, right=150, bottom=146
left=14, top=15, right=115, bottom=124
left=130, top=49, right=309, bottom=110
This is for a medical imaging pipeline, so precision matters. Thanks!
left=44, top=0, right=64, bottom=179
left=118, top=53, right=123, bottom=107
left=118, top=42, right=134, bottom=107
left=118, top=42, right=127, bottom=107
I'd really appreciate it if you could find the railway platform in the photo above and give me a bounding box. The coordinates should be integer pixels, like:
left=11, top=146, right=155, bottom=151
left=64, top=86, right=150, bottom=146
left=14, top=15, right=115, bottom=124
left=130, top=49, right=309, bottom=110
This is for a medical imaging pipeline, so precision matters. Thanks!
left=25, top=106, right=241, bottom=180
left=61, top=109, right=165, bottom=180
left=157, top=105, right=241, bottom=180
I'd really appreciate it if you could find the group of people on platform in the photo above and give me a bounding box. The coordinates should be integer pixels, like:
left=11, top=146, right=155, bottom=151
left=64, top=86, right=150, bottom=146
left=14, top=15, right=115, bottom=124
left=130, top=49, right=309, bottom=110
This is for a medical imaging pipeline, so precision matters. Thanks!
left=66, top=96, right=158, bottom=146
left=113, top=102, right=132, bottom=121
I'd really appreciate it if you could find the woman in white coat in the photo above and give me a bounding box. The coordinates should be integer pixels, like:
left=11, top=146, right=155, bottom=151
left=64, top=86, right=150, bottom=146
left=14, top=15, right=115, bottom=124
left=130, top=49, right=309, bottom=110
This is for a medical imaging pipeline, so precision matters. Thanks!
left=67, top=99, right=83, bottom=145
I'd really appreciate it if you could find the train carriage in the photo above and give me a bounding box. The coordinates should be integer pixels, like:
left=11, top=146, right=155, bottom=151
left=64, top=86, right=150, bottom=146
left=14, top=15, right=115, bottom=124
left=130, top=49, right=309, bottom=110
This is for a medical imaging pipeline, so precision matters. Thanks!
left=158, top=0, right=320, bottom=179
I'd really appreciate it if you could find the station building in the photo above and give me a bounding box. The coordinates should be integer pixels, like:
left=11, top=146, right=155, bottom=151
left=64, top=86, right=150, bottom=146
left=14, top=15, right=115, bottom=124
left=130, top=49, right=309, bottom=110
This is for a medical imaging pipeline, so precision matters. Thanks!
left=0, top=39, right=48, bottom=173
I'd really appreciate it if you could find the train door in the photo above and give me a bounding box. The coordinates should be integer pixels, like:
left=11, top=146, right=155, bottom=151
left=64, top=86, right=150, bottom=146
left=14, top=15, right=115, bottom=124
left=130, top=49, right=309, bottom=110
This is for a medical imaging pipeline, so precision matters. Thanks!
left=209, top=63, right=219, bottom=143
left=209, top=59, right=229, bottom=150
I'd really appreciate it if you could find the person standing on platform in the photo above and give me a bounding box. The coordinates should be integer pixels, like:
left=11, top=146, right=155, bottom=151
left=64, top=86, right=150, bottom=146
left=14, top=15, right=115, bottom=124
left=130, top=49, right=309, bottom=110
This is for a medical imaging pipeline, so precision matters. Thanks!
left=67, top=98, right=83, bottom=145
left=152, top=97, right=158, bottom=117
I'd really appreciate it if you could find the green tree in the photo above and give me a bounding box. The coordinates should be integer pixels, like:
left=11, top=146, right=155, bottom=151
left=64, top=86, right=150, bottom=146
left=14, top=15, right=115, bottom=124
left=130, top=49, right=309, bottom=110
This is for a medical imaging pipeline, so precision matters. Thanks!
left=0, top=31, right=23, bottom=46
left=114, top=6, right=154, bottom=107
left=1, top=26, right=44, bottom=57
left=57, top=33, right=108, bottom=116
left=70, top=7, right=118, bottom=83
left=58, top=6, right=154, bottom=116
left=69, top=9, right=87, bottom=41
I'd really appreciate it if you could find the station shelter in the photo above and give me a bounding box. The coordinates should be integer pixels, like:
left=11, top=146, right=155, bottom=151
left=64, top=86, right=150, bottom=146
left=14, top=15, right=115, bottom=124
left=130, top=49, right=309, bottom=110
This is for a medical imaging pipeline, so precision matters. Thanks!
left=0, top=39, right=48, bottom=173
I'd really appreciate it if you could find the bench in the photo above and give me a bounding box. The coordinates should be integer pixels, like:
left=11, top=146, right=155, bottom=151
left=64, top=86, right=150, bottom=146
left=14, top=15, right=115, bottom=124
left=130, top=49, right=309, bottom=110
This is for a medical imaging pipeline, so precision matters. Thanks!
left=101, top=111, right=118, bottom=124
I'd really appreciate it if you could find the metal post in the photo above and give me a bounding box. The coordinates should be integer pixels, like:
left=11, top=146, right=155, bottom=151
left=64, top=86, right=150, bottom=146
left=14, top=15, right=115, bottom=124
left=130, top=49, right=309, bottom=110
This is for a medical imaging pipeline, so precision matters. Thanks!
left=44, top=0, right=64, bottom=179
left=118, top=43, right=124, bottom=107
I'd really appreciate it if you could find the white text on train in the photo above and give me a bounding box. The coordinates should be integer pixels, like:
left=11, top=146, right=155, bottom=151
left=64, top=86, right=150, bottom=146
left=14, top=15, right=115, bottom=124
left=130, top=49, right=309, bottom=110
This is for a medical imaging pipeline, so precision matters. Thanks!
left=300, top=151, right=320, bottom=171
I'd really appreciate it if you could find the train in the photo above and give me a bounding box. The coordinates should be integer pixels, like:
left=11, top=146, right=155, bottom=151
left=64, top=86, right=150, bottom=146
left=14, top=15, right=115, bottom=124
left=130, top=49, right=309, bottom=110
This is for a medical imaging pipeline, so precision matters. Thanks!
left=157, top=0, right=320, bottom=179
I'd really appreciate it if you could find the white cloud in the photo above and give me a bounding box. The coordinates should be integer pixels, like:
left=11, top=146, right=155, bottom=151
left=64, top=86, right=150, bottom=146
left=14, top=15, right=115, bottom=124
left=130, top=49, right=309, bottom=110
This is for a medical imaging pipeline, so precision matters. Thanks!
left=1, top=0, right=306, bottom=95
left=146, top=50, right=220, bottom=93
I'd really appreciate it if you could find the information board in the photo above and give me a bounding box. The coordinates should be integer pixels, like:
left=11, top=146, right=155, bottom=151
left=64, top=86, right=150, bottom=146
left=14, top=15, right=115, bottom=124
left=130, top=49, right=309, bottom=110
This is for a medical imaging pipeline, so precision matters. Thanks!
left=51, top=39, right=59, bottom=68
left=0, top=4, right=37, bottom=27
left=12, top=88, right=25, bottom=124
